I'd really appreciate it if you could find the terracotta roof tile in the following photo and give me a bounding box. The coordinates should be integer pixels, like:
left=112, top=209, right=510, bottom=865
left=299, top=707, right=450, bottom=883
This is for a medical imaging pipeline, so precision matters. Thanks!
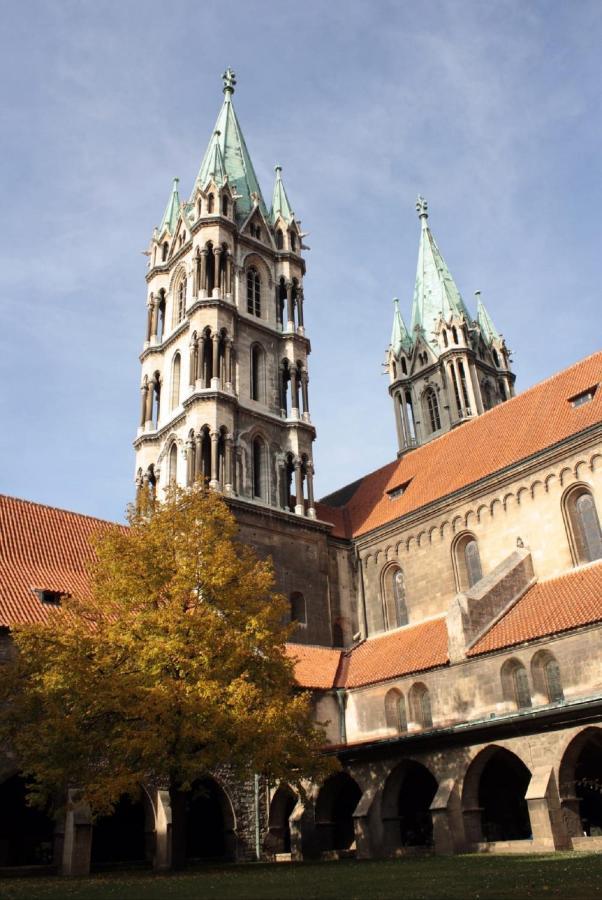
left=344, top=617, right=449, bottom=688
left=285, top=643, right=342, bottom=689
left=468, top=560, right=602, bottom=655
left=318, top=353, right=602, bottom=539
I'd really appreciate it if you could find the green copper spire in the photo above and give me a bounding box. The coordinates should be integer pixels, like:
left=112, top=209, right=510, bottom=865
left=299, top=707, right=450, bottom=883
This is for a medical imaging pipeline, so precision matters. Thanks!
left=390, top=298, right=412, bottom=356
left=160, top=177, right=181, bottom=235
left=410, top=196, right=472, bottom=341
left=193, top=69, right=267, bottom=220
left=270, top=165, right=294, bottom=224
left=476, top=292, right=501, bottom=343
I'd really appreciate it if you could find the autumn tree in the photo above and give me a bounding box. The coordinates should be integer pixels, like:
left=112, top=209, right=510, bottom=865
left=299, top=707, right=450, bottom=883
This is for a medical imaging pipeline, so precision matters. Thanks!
left=0, top=485, right=333, bottom=819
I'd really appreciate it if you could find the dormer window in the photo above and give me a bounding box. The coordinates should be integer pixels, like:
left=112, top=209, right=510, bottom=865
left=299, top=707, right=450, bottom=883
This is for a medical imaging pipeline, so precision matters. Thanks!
left=33, top=589, right=67, bottom=605
left=569, top=385, right=598, bottom=408
left=387, top=479, right=411, bottom=500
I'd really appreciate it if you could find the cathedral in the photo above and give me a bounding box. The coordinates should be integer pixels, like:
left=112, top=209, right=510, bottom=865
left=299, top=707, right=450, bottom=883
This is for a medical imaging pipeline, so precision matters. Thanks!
left=1, top=69, right=602, bottom=874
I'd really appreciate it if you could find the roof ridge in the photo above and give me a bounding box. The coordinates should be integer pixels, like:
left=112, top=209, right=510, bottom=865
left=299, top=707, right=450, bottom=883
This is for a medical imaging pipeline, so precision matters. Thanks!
left=535, top=558, right=602, bottom=584
left=0, top=494, right=122, bottom=529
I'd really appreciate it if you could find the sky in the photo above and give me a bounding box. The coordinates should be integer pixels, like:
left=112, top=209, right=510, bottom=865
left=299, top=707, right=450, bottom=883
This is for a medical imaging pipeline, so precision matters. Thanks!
left=1, top=0, right=601, bottom=523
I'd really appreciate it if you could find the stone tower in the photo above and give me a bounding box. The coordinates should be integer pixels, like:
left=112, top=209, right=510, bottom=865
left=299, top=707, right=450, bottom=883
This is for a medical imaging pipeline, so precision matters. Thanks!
left=386, top=197, right=515, bottom=453
left=134, top=69, right=316, bottom=517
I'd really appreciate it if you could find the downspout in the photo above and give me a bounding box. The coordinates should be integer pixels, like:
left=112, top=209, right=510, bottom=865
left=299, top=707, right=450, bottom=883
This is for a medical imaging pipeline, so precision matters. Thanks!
left=355, top=546, right=368, bottom=639
left=254, top=773, right=261, bottom=860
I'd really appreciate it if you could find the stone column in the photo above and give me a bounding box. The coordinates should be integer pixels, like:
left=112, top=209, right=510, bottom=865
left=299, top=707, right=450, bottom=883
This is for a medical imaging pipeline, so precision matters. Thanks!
left=224, top=339, right=232, bottom=389
left=525, top=767, right=572, bottom=851
left=61, top=789, right=92, bottom=876
left=461, top=358, right=479, bottom=417
left=200, top=250, right=207, bottom=297
left=151, top=788, right=172, bottom=871
left=275, top=285, right=282, bottom=327
left=140, top=383, right=149, bottom=427
left=189, top=341, right=197, bottom=387
left=306, top=461, right=316, bottom=518
left=300, top=371, right=310, bottom=420
left=197, top=337, right=205, bottom=387
left=213, top=247, right=222, bottom=295
left=468, top=361, right=484, bottom=415
left=290, top=367, right=299, bottom=417
left=210, top=432, right=219, bottom=488
left=211, top=333, right=220, bottom=386
left=297, top=289, right=304, bottom=329
left=195, top=433, right=203, bottom=480
left=225, top=435, right=233, bottom=493
left=186, top=439, right=195, bottom=486
left=226, top=254, right=233, bottom=296
left=145, top=300, right=153, bottom=343
left=145, top=382, right=154, bottom=424
left=149, top=297, right=159, bottom=342
left=286, top=282, right=294, bottom=330
left=294, top=458, right=304, bottom=516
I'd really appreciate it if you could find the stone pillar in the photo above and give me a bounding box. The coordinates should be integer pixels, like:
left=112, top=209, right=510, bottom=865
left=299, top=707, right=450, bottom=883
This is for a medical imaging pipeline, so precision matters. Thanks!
left=186, top=439, right=195, bottom=486
left=145, top=382, right=154, bottom=424
left=210, top=432, right=219, bottom=488
left=211, top=333, right=220, bottom=386
left=224, top=339, right=232, bottom=389
left=448, top=361, right=462, bottom=420
left=61, top=790, right=92, bottom=876
left=197, top=337, right=205, bottom=387
left=430, top=778, right=458, bottom=855
left=200, top=250, right=207, bottom=297
left=225, top=436, right=234, bottom=493
left=306, top=461, right=316, bottom=518
left=297, top=289, right=304, bottom=330
left=525, top=767, right=571, bottom=851
left=145, top=301, right=153, bottom=343
left=294, top=458, right=304, bottom=516
left=152, top=788, right=172, bottom=872
left=140, top=383, right=149, bottom=427
left=290, top=367, right=299, bottom=417
left=286, top=282, right=294, bottom=330
left=468, top=362, right=484, bottom=414
left=226, top=254, right=233, bottom=296
left=149, top=297, right=159, bottom=341
left=461, top=357, right=479, bottom=417
left=189, top=341, right=197, bottom=387
left=213, top=247, right=222, bottom=295
left=560, top=797, right=582, bottom=839
left=195, top=433, right=203, bottom=480
left=300, top=371, right=310, bottom=420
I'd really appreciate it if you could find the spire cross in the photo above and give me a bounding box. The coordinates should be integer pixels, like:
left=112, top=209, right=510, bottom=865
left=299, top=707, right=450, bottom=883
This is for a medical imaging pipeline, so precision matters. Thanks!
left=222, top=67, right=236, bottom=96
left=416, top=195, right=428, bottom=221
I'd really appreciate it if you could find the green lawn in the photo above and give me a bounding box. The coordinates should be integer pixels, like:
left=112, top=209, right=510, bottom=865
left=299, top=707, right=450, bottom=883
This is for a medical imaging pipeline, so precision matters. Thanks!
left=1, top=853, right=602, bottom=900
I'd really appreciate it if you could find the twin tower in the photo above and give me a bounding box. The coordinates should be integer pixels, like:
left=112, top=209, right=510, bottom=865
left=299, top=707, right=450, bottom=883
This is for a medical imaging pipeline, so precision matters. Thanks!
left=134, top=70, right=515, bottom=507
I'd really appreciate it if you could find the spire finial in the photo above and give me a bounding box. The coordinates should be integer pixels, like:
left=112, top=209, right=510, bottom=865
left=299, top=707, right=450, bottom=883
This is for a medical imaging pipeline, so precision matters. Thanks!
left=222, top=67, right=236, bottom=97
left=416, top=195, right=428, bottom=221
left=393, top=297, right=400, bottom=307
left=275, top=164, right=282, bottom=175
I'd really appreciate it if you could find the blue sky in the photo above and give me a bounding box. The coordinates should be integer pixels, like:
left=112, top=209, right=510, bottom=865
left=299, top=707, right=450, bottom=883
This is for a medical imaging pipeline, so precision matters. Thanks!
left=1, top=0, right=601, bottom=522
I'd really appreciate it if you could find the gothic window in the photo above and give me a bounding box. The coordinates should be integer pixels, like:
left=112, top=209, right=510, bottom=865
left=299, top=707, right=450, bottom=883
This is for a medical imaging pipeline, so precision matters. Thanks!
left=425, top=388, right=441, bottom=433
left=501, top=659, right=531, bottom=709
left=563, top=485, right=602, bottom=564
left=157, top=291, right=166, bottom=342
left=290, top=591, right=306, bottom=625
left=499, top=380, right=507, bottom=401
left=457, top=360, right=471, bottom=412
left=405, top=391, right=416, bottom=443
left=290, top=232, right=297, bottom=252
left=277, top=277, right=286, bottom=325
left=247, top=267, right=261, bottom=317
left=173, top=277, right=186, bottom=326
left=222, top=195, right=229, bottom=216
left=252, top=436, right=266, bottom=500
left=382, top=565, right=408, bottom=630
left=170, top=353, right=181, bottom=410
left=168, top=443, right=178, bottom=484
left=161, top=242, right=168, bottom=262
left=493, top=349, right=500, bottom=367
left=409, top=683, right=433, bottom=729
left=151, top=371, right=161, bottom=428
left=197, top=199, right=202, bottom=218
left=276, top=229, right=284, bottom=250
left=401, top=358, right=407, bottom=375
left=384, top=689, right=407, bottom=733
left=205, top=242, right=215, bottom=295
left=443, top=330, right=448, bottom=348
left=453, top=533, right=483, bottom=591
left=452, top=326, right=459, bottom=344
left=207, top=193, right=214, bottom=214
left=544, top=658, right=564, bottom=703
left=483, top=382, right=494, bottom=410
left=250, top=344, right=265, bottom=403
left=531, top=650, right=564, bottom=704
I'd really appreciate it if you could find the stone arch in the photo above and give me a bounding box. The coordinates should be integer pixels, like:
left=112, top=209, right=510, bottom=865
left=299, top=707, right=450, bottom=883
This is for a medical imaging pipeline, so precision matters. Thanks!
left=530, top=648, right=564, bottom=705
left=168, top=262, right=187, bottom=293
left=266, top=784, right=297, bottom=856
left=516, top=487, right=529, bottom=505
left=171, top=776, right=237, bottom=867
left=428, top=526, right=438, bottom=544
left=451, top=515, right=463, bottom=533
left=490, top=498, right=502, bottom=517
left=464, top=510, right=476, bottom=529
left=545, top=473, right=557, bottom=492
left=451, top=531, right=483, bottom=592
left=462, top=745, right=532, bottom=844
left=406, top=536, right=416, bottom=552
left=575, top=459, right=590, bottom=480
left=531, top=480, right=544, bottom=499
left=91, top=790, right=152, bottom=870
left=590, top=453, right=602, bottom=471
left=559, top=466, right=574, bottom=486
left=314, top=771, right=362, bottom=854
left=503, top=492, right=516, bottom=511
left=500, top=657, right=532, bottom=709
left=417, top=530, right=427, bottom=547
left=558, top=727, right=602, bottom=839
left=381, top=759, right=438, bottom=852
left=476, top=504, right=489, bottom=523
left=0, top=771, right=56, bottom=867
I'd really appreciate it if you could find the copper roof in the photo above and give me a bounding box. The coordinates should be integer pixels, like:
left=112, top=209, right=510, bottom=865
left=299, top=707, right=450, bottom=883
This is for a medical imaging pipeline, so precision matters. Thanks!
left=318, top=352, right=602, bottom=539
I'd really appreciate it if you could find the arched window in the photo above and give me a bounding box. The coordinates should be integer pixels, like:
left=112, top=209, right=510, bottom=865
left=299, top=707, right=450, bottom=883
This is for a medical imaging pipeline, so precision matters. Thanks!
left=425, top=388, right=441, bottom=433
left=499, top=380, right=507, bottom=401
left=290, top=232, right=297, bottom=252
left=157, top=291, right=166, bottom=342
left=384, top=689, right=407, bottom=733
left=453, top=533, right=483, bottom=591
left=168, top=443, right=178, bottom=484
left=247, top=267, right=261, bottom=317
left=531, top=650, right=564, bottom=704
left=442, top=330, right=448, bottom=348
left=401, top=358, right=407, bottom=375
left=252, top=436, right=266, bottom=500
left=483, top=382, right=494, bottom=410
left=276, top=229, right=284, bottom=250
left=197, top=199, right=202, bottom=218
left=207, top=193, right=214, bottom=214
left=382, top=566, right=408, bottom=630
left=564, top=485, right=602, bottom=565
left=493, top=349, right=500, bottom=367
left=290, top=591, right=306, bottom=625
left=161, top=242, right=168, bottom=262
left=221, top=195, right=229, bottom=216
left=501, top=659, right=531, bottom=709
left=405, top=391, right=416, bottom=443
left=452, top=326, right=459, bottom=344
left=409, top=683, right=432, bottom=729
left=173, top=277, right=186, bottom=326
left=250, top=344, right=265, bottom=403
left=170, top=353, right=181, bottom=410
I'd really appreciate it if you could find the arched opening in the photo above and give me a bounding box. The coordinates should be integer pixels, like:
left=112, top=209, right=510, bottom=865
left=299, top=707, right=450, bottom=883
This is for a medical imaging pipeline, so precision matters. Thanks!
left=559, top=728, right=602, bottom=838
left=453, top=532, right=483, bottom=591
left=408, top=682, right=433, bottom=729
left=267, top=785, right=297, bottom=854
left=381, top=761, right=438, bottom=851
left=247, top=267, right=261, bottom=317
left=563, top=485, right=602, bottom=565
left=281, top=360, right=291, bottom=416
left=500, top=658, right=532, bottom=709
left=483, top=381, right=494, bottom=410
left=499, top=380, right=507, bottom=401
left=221, top=195, right=229, bottom=217
left=290, top=231, right=297, bottom=252
left=205, top=242, right=215, bottom=295
left=277, top=277, right=287, bottom=326
left=531, top=650, right=564, bottom=704
left=207, top=193, right=214, bottom=214
left=197, top=198, right=202, bottom=218
left=200, top=427, right=211, bottom=483
left=424, top=388, right=441, bottom=433
left=91, top=793, right=149, bottom=870
left=282, top=453, right=295, bottom=511
left=217, top=428, right=227, bottom=489
left=276, top=229, right=284, bottom=250
left=252, top=436, right=267, bottom=500
left=250, top=344, right=265, bottom=403
left=157, top=291, right=166, bottom=342
left=452, top=326, right=459, bottom=345
left=0, top=774, right=55, bottom=868
left=401, top=357, right=407, bottom=375
left=161, top=241, right=168, bottom=262
left=404, top=391, right=416, bottom=443
left=442, top=330, right=448, bottom=348
left=168, top=443, right=178, bottom=484
left=173, top=277, right=186, bottom=326
left=151, top=372, right=161, bottom=428
left=315, top=772, right=361, bottom=854
left=493, top=348, right=500, bottom=367
left=290, top=591, right=306, bottom=625
left=381, top=565, right=408, bottom=630
left=465, top=748, right=532, bottom=842
left=384, top=688, right=407, bottom=734
left=170, top=353, right=181, bottom=410
left=171, top=777, right=236, bottom=867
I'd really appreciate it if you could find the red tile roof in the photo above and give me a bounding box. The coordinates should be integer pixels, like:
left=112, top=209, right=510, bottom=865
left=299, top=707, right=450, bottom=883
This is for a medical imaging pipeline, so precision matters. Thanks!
left=318, top=352, right=602, bottom=538
left=469, top=559, right=602, bottom=656
left=285, top=643, right=343, bottom=690
left=0, top=495, right=119, bottom=627
left=344, top=617, right=449, bottom=688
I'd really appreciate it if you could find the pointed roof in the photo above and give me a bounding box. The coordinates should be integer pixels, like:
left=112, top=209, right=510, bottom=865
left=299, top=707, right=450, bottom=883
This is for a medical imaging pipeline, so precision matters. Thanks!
left=476, top=293, right=501, bottom=343
left=410, top=197, right=472, bottom=344
left=390, top=298, right=412, bottom=356
left=160, top=177, right=181, bottom=235
left=192, top=68, right=267, bottom=221
left=270, top=165, right=294, bottom=224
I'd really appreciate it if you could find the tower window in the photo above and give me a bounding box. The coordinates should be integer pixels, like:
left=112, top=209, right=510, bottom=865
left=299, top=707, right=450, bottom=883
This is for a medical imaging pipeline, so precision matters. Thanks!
left=492, top=349, right=500, bottom=367
left=222, top=195, right=229, bottom=216
left=276, top=229, right=284, bottom=250
left=382, top=565, right=408, bottom=630
left=174, top=278, right=186, bottom=325
left=290, top=232, right=297, bottom=252
left=207, top=193, right=214, bottom=214
left=161, top=242, right=168, bottom=262
left=170, top=353, right=181, bottom=410
left=452, top=326, right=459, bottom=345
left=250, top=344, right=265, bottom=402
left=290, top=591, right=306, bottom=625
left=168, top=443, right=178, bottom=484
left=564, top=485, right=602, bottom=564
left=252, top=436, right=266, bottom=500
left=570, top=386, right=598, bottom=408
left=453, top=533, right=483, bottom=591
left=425, top=388, right=441, bottom=433
left=247, top=267, right=261, bottom=317
left=501, top=659, right=532, bottom=710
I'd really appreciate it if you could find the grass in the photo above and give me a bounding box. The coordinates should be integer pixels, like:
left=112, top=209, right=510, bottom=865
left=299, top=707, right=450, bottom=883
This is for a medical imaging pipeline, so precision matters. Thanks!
left=1, top=853, right=602, bottom=900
